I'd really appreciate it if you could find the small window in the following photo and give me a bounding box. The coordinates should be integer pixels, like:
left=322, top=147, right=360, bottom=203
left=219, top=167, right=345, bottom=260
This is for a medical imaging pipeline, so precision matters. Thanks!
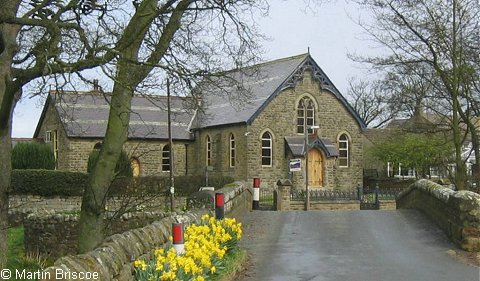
left=338, top=134, right=349, bottom=167
left=45, top=130, right=52, bottom=143
left=162, top=144, right=171, bottom=172
left=261, top=132, right=272, bottom=167
left=229, top=133, right=235, bottom=167
left=206, top=135, right=212, bottom=166
left=93, top=142, right=102, bottom=150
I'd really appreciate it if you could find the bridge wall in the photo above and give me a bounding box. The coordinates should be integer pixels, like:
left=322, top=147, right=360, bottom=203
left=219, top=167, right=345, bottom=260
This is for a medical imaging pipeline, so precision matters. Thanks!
left=397, top=179, right=480, bottom=252
left=38, top=182, right=251, bottom=281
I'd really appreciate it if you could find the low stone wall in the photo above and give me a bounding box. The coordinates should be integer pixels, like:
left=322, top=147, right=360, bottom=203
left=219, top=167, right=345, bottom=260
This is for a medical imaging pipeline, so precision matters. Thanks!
left=24, top=211, right=170, bottom=259
left=222, top=181, right=252, bottom=219
left=379, top=200, right=396, bottom=210
left=37, top=181, right=252, bottom=281
left=39, top=212, right=206, bottom=281
left=397, top=179, right=480, bottom=252
left=290, top=200, right=360, bottom=210
left=9, top=195, right=186, bottom=223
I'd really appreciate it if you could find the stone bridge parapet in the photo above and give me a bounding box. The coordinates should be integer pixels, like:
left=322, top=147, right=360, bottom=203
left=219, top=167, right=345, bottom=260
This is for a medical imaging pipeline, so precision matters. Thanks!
left=397, top=179, right=480, bottom=252
left=36, top=181, right=251, bottom=281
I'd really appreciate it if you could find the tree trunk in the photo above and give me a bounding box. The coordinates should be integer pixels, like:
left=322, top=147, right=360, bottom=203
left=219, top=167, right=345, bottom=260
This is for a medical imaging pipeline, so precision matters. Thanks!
left=0, top=129, right=12, bottom=269
left=451, top=97, right=467, bottom=190
left=0, top=2, right=21, bottom=267
left=78, top=77, right=133, bottom=253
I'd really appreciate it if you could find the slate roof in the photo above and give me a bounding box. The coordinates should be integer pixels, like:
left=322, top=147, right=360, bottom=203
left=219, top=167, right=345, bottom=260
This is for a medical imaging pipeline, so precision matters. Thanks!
left=34, top=54, right=365, bottom=140
left=285, top=136, right=339, bottom=158
left=194, top=53, right=366, bottom=129
left=34, top=91, right=195, bottom=140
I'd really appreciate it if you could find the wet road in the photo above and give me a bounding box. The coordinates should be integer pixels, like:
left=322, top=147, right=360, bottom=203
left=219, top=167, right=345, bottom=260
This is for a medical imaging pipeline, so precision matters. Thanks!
left=238, top=210, right=480, bottom=281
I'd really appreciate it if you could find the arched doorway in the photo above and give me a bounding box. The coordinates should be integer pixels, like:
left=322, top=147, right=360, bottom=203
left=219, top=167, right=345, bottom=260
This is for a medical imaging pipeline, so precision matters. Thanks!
left=308, top=149, right=323, bottom=187
left=130, top=158, right=141, bottom=177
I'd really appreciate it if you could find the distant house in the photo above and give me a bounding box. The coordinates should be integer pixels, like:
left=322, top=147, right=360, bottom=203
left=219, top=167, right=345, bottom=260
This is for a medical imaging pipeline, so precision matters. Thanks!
left=33, top=54, right=366, bottom=190
left=365, top=109, right=478, bottom=179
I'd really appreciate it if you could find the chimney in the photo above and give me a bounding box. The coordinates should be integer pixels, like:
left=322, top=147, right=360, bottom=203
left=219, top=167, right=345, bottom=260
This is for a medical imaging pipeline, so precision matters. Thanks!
left=93, top=79, right=99, bottom=91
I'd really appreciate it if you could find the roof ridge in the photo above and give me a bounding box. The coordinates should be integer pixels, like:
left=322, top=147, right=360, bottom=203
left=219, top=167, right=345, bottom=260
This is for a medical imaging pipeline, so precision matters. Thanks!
left=246, top=53, right=309, bottom=69
left=203, top=53, right=309, bottom=79
left=50, top=90, right=193, bottom=100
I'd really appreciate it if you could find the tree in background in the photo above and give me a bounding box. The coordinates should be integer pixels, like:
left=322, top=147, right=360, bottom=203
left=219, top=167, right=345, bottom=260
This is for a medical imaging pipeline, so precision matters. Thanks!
left=346, top=77, right=398, bottom=128
left=352, top=0, right=480, bottom=190
left=370, top=133, right=454, bottom=179
left=12, top=142, right=55, bottom=170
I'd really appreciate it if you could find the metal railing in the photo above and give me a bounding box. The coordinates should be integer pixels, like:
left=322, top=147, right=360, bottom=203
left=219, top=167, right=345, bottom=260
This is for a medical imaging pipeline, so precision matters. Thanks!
left=290, top=186, right=406, bottom=202
left=290, top=188, right=359, bottom=201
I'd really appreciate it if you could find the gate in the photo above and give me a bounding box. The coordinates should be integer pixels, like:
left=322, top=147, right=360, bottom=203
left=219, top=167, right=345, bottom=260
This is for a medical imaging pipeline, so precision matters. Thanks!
left=259, top=187, right=275, bottom=210
left=360, top=186, right=379, bottom=210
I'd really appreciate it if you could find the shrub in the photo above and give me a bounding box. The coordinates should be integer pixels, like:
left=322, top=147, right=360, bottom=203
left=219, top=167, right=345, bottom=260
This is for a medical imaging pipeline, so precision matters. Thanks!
left=12, top=142, right=55, bottom=170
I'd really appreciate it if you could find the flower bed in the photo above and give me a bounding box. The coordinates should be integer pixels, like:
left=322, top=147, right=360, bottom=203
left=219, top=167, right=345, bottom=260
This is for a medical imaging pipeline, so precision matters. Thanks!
left=134, top=215, right=242, bottom=281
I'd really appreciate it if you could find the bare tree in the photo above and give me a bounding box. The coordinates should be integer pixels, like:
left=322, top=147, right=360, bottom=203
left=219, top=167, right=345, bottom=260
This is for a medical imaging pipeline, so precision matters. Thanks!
left=1, top=0, right=268, bottom=264
left=0, top=0, right=125, bottom=267
left=78, top=0, right=267, bottom=252
left=346, top=77, right=397, bottom=127
left=352, top=0, right=480, bottom=190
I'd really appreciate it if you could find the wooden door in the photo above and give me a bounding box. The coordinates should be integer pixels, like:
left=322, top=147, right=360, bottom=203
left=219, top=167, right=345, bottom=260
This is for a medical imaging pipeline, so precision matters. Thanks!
left=308, top=149, right=323, bottom=187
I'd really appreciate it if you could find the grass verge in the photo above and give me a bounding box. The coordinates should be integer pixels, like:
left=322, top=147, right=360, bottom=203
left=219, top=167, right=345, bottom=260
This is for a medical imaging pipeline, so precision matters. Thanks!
left=210, top=249, right=248, bottom=281
left=7, top=226, right=49, bottom=281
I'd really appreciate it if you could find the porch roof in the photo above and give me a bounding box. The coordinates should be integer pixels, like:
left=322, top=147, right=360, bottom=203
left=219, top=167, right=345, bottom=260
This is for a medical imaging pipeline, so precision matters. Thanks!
left=284, top=136, right=339, bottom=158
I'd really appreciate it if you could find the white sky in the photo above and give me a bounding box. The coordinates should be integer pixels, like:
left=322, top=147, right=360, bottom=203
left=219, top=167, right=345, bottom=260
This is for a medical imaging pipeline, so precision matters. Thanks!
left=12, top=0, right=376, bottom=138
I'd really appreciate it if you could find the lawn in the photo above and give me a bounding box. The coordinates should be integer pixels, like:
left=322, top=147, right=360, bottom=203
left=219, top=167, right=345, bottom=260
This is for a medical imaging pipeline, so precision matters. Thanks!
left=6, top=226, right=49, bottom=281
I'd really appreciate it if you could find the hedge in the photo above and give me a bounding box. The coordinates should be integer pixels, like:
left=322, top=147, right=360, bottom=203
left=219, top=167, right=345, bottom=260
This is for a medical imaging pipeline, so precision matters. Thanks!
left=11, top=169, right=88, bottom=196
left=10, top=170, right=234, bottom=197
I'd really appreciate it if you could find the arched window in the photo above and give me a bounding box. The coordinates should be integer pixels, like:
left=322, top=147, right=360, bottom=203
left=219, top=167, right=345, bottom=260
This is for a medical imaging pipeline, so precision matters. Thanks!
left=206, top=135, right=212, bottom=166
left=338, top=134, right=349, bottom=167
left=93, top=142, right=102, bottom=150
left=130, top=157, right=141, bottom=177
left=261, top=132, right=272, bottom=167
left=162, top=144, right=171, bottom=172
left=229, top=133, right=236, bottom=167
left=297, top=97, right=315, bottom=134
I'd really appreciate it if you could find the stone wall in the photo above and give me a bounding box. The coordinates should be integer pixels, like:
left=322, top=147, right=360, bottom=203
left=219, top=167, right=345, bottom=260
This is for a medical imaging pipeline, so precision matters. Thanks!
left=8, top=195, right=187, bottom=227
left=38, top=212, right=205, bottom=281
left=24, top=211, right=171, bottom=260
left=290, top=201, right=360, bottom=211
left=397, top=179, right=480, bottom=252
left=9, top=195, right=186, bottom=214
left=221, top=181, right=252, bottom=220
left=36, top=181, right=252, bottom=281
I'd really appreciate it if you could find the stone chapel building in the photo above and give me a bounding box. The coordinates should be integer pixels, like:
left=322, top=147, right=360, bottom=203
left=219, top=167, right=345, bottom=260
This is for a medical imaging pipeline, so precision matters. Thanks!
left=34, top=54, right=366, bottom=190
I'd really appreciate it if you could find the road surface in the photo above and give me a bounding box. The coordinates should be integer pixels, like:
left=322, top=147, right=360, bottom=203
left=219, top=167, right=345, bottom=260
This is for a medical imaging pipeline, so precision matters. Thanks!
left=238, top=210, right=480, bottom=281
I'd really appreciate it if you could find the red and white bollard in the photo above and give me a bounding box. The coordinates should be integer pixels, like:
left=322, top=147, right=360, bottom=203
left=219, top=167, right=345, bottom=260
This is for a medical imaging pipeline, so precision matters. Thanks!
left=215, top=193, right=225, bottom=220
left=172, top=223, right=185, bottom=254
left=253, top=177, right=260, bottom=210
